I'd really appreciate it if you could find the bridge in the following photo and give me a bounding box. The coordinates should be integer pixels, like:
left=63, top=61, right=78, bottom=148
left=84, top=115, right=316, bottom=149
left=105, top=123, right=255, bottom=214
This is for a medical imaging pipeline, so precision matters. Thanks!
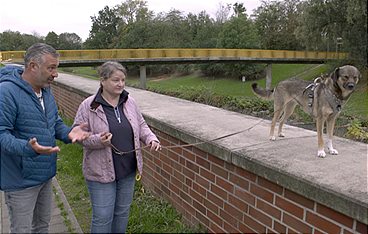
left=0, top=48, right=348, bottom=89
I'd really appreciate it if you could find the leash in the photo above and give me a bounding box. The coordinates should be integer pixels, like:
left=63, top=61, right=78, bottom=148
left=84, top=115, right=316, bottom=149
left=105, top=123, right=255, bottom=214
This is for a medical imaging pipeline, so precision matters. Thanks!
left=108, top=119, right=265, bottom=157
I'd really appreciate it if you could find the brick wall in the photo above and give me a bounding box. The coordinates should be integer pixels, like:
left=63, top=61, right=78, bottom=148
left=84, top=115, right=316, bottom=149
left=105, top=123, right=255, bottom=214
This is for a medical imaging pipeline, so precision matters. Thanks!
left=51, top=83, right=367, bottom=233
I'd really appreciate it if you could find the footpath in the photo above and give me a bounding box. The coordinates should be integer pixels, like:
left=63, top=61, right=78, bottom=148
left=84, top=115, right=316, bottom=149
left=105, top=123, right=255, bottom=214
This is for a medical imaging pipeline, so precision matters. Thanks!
left=0, top=178, right=83, bottom=233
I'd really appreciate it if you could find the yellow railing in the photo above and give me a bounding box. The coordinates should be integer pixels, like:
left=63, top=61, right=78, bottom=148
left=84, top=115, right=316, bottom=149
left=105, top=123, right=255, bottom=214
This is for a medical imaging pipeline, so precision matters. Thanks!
left=0, top=48, right=348, bottom=63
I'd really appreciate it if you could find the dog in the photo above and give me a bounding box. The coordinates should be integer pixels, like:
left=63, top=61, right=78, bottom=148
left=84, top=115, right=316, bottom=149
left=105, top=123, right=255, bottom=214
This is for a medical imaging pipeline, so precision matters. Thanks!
left=251, top=65, right=361, bottom=157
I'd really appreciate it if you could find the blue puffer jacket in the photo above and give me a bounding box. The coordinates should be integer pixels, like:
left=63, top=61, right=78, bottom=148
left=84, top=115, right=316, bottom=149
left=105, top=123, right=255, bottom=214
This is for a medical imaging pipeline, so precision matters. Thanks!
left=0, top=65, right=71, bottom=191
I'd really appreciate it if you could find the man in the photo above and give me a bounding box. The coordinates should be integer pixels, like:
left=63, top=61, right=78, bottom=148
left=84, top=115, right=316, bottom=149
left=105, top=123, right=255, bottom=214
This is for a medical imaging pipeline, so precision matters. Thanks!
left=0, top=43, right=90, bottom=233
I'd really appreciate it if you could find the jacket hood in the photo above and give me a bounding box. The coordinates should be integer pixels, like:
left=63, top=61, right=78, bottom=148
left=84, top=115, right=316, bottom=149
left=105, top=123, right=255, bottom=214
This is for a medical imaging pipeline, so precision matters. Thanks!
left=0, top=65, right=34, bottom=95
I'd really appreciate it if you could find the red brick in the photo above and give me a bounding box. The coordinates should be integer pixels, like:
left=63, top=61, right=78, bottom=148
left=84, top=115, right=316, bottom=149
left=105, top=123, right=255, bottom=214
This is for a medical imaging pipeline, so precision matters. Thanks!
left=193, top=199, right=206, bottom=215
left=220, top=209, right=238, bottom=227
left=356, top=221, right=368, bottom=234
left=243, top=214, right=267, bottom=233
left=183, top=167, right=195, bottom=180
left=249, top=206, right=272, bottom=227
left=207, top=191, right=224, bottom=209
left=196, top=156, right=210, bottom=170
left=211, top=164, right=228, bottom=179
left=195, top=174, right=210, bottom=189
left=239, top=222, right=255, bottom=233
left=273, top=220, right=287, bottom=233
left=207, top=209, right=223, bottom=227
left=343, top=229, right=354, bottom=234
left=224, top=202, right=244, bottom=221
left=275, top=196, right=304, bottom=219
left=186, top=160, right=200, bottom=173
left=283, top=213, right=312, bottom=233
left=204, top=198, right=219, bottom=214
left=229, top=194, right=248, bottom=212
left=193, top=147, right=208, bottom=158
left=215, top=176, right=234, bottom=193
left=229, top=173, right=250, bottom=190
left=199, top=167, right=215, bottom=183
left=193, top=182, right=206, bottom=197
left=208, top=154, right=224, bottom=166
left=234, top=187, right=256, bottom=206
left=258, top=177, right=283, bottom=195
left=195, top=210, right=210, bottom=227
left=179, top=190, right=192, bottom=204
left=183, top=148, right=195, bottom=161
left=306, top=211, right=341, bottom=233
left=223, top=220, right=241, bottom=233
left=210, top=183, right=228, bottom=200
left=235, top=167, right=257, bottom=182
left=170, top=177, right=181, bottom=192
left=284, top=189, right=315, bottom=210
left=256, top=198, right=281, bottom=220
left=209, top=221, right=226, bottom=233
left=250, top=184, right=274, bottom=203
left=316, top=204, right=353, bottom=228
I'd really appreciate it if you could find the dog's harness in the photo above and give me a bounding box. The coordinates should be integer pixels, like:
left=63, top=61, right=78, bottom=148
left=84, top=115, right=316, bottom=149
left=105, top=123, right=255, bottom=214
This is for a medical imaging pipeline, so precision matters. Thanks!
left=303, top=76, right=342, bottom=114
left=303, top=77, right=322, bottom=108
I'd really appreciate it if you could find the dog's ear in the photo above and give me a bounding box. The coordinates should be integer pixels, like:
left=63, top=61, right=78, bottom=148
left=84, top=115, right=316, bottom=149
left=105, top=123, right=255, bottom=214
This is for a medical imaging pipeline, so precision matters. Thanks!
left=331, top=67, right=340, bottom=81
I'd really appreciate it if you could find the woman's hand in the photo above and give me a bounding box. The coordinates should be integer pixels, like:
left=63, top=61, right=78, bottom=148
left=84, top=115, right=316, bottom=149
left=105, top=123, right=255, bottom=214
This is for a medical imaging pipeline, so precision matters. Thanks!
left=149, top=140, right=161, bottom=151
left=100, top=132, right=113, bottom=146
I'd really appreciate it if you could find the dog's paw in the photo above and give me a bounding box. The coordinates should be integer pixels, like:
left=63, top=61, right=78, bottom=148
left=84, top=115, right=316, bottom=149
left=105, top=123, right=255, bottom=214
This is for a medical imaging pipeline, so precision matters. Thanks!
left=278, top=132, right=285, bottom=137
left=328, top=148, right=339, bottom=155
left=270, top=136, right=276, bottom=141
left=317, top=150, right=326, bottom=158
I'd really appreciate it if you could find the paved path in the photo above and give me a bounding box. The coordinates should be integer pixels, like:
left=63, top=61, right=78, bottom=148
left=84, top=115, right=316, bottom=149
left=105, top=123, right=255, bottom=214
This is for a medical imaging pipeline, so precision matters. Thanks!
left=0, top=178, right=82, bottom=233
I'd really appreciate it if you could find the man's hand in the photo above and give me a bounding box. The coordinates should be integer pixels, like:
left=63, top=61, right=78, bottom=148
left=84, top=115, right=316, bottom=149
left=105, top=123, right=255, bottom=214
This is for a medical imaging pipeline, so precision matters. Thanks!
left=29, top=137, right=60, bottom=154
left=68, top=123, right=91, bottom=143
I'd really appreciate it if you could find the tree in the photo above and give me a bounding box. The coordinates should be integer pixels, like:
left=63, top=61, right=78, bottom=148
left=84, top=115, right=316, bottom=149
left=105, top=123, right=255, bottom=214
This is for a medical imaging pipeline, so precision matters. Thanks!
left=296, top=0, right=367, bottom=65
left=0, top=31, right=24, bottom=51
left=233, top=2, right=247, bottom=17
left=45, top=31, right=59, bottom=49
left=84, top=6, right=121, bottom=49
left=254, top=0, right=302, bottom=50
left=58, top=33, right=82, bottom=50
left=215, top=2, right=231, bottom=23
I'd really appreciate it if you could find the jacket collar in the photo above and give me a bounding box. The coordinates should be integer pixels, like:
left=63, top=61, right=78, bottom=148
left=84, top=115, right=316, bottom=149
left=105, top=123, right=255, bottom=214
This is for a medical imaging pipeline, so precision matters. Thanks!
left=90, top=88, right=129, bottom=110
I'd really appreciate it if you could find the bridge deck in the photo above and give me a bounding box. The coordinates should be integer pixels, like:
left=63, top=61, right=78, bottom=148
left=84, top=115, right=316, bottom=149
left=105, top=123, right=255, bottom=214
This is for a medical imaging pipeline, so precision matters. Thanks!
left=1, top=49, right=348, bottom=66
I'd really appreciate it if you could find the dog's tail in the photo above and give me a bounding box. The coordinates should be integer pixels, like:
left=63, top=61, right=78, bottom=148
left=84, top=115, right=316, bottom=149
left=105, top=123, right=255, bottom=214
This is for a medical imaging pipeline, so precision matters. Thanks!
left=251, top=83, right=274, bottom=100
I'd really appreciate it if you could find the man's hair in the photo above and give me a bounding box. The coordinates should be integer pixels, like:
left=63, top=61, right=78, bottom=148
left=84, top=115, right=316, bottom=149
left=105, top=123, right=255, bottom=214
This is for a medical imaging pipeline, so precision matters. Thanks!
left=24, top=43, right=59, bottom=68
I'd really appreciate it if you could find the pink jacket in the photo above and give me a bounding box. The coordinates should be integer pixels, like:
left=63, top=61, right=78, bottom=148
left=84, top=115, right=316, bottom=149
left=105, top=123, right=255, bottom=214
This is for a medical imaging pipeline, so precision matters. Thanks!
left=73, top=93, right=159, bottom=183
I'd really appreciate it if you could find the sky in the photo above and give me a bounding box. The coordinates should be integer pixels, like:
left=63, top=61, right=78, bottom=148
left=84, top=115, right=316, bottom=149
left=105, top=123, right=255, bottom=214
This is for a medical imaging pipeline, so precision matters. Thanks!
left=0, top=0, right=262, bottom=41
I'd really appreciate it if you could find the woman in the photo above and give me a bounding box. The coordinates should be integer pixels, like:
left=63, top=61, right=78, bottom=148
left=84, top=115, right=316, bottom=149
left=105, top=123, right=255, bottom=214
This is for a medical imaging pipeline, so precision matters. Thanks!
left=73, top=61, right=161, bottom=233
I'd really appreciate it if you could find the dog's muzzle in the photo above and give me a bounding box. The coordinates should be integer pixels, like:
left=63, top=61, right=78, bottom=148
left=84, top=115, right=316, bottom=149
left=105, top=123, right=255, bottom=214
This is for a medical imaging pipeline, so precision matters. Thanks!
left=344, top=82, right=355, bottom=90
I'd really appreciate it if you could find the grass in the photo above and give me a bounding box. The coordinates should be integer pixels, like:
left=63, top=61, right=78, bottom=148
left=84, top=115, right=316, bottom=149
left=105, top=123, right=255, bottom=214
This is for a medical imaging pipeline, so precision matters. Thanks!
left=56, top=119, right=201, bottom=233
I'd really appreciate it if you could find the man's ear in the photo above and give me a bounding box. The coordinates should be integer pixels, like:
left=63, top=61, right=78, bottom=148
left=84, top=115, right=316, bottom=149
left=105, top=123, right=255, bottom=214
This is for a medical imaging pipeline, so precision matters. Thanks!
left=28, top=61, right=38, bottom=70
left=331, top=67, right=339, bottom=81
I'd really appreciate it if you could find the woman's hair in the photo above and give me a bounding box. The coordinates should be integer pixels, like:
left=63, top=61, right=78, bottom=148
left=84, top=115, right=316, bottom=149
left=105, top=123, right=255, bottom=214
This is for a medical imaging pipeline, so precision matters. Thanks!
left=98, top=61, right=127, bottom=80
left=24, top=43, right=59, bottom=68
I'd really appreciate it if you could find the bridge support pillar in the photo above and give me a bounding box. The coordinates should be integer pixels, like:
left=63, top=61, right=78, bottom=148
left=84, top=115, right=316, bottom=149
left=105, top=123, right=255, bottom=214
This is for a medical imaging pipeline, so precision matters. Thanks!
left=140, top=65, right=147, bottom=90
left=266, top=64, right=272, bottom=90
